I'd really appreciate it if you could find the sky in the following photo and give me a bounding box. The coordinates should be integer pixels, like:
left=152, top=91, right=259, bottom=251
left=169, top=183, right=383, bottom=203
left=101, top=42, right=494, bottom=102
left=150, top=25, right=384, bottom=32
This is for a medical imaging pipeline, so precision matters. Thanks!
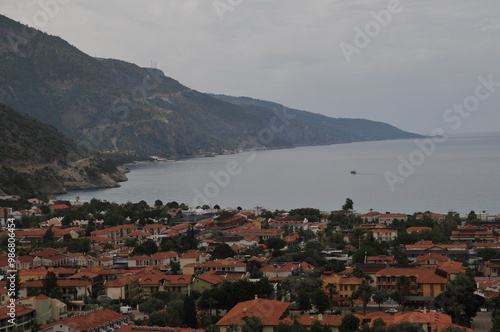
left=1, top=0, right=500, bottom=135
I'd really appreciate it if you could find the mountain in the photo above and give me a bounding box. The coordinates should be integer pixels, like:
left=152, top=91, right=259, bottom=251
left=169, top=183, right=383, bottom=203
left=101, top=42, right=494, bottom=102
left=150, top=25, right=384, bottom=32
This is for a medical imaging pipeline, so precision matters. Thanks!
left=210, top=95, right=422, bottom=145
left=0, top=14, right=422, bottom=159
left=0, top=103, right=127, bottom=196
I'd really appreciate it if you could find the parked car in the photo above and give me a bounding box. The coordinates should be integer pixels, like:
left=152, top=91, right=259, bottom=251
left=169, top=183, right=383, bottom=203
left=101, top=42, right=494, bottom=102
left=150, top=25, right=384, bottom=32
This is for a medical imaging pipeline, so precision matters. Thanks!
left=385, top=308, right=398, bottom=313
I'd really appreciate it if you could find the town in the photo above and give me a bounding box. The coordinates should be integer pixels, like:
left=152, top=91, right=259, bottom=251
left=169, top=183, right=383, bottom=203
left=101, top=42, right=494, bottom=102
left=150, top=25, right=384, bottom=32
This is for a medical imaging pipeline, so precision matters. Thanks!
left=1, top=197, right=499, bottom=332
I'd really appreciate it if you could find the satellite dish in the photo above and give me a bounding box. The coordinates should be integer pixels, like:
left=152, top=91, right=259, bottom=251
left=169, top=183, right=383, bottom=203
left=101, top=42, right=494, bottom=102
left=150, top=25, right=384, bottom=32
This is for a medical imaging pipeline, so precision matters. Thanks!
left=96, top=295, right=112, bottom=306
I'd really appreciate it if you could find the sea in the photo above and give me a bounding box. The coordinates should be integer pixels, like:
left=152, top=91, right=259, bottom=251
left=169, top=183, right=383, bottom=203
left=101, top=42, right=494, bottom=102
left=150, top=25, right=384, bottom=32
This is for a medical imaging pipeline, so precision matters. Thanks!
left=57, top=132, right=500, bottom=216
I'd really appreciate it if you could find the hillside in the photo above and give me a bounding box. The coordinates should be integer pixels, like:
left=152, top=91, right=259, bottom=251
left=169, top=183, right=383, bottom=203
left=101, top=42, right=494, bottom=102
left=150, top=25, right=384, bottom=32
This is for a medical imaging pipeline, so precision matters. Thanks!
left=0, top=14, right=422, bottom=159
left=211, top=95, right=422, bottom=145
left=0, top=103, right=127, bottom=195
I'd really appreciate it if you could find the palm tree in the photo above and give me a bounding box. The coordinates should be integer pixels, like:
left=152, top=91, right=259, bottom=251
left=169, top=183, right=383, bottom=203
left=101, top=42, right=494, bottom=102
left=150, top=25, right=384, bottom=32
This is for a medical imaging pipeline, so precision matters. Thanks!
left=448, top=303, right=465, bottom=325
left=353, top=279, right=373, bottom=315
left=396, top=276, right=412, bottom=312
left=326, top=283, right=338, bottom=314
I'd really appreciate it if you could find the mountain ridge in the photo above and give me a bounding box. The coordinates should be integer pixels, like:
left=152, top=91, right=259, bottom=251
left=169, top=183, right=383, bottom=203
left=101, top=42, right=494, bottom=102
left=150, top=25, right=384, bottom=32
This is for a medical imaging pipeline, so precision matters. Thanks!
left=0, top=14, right=422, bottom=161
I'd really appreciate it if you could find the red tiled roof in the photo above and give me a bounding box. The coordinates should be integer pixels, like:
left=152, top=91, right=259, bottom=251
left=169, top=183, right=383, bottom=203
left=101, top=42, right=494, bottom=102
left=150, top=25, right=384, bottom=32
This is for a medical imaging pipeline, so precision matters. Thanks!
left=216, top=299, right=290, bottom=326
left=0, top=304, right=34, bottom=320
left=376, top=268, right=447, bottom=284
left=413, top=253, right=449, bottom=264
left=117, top=325, right=204, bottom=332
left=50, top=204, right=70, bottom=210
left=40, top=308, right=125, bottom=331
left=281, top=315, right=343, bottom=327
left=104, top=275, right=139, bottom=288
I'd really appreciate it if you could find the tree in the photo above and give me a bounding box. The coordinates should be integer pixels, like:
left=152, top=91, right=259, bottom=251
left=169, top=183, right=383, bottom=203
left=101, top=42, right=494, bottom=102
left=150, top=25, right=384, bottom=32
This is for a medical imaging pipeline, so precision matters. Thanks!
left=183, top=295, right=198, bottom=328
left=42, top=271, right=61, bottom=299
left=154, top=199, right=163, bottom=208
left=44, top=226, right=54, bottom=242
left=342, top=198, right=354, bottom=212
left=325, top=283, right=338, bottom=313
left=490, top=313, right=500, bottom=332
left=434, top=273, right=484, bottom=327
left=373, top=289, right=388, bottom=309
left=212, top=243, right=235, bottom=259
left=242, top=316, right=263, bottom=332
left=148, top=308, right=181, bottom=327
left=396, top=276, right=411, bottom=312
left=339, top=314, right=360, bottom=332
left=265, top=238, right=286, bottom=250
left=386, top=322, right=424, bottom=332
left=352, top=279, right=373, bottom=315
left=310, top=289, right=329, bottom=314
left=310, top=320, right=331, bottom=332
left=297, top=290, right=312, bottom=312
left=139, top=297, right=164, bottom=316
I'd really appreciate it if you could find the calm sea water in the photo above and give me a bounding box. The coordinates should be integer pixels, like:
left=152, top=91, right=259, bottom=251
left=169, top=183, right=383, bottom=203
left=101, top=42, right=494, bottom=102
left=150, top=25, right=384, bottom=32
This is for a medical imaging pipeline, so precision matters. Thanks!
left=58, top=133, right=500, bottom=216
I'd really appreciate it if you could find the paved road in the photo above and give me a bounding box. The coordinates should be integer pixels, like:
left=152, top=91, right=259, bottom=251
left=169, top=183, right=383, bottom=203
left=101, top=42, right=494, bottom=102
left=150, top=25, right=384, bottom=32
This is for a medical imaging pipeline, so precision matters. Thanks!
left=472, top=311, right=492, bottom=332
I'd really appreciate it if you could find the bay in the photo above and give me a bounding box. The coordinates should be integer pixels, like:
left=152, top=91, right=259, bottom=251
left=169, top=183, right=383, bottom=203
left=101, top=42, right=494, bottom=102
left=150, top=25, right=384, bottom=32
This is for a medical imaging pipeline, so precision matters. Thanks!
left=57, top=132, right=500, bottom=215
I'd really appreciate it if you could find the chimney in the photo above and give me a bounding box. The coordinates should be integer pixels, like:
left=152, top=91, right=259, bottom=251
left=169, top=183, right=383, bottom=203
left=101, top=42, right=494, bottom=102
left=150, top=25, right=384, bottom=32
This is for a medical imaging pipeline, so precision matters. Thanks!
left=318, top=314, right=323, bottom=321
left=243, top=306, right=247, bottom=312
left=254, top=294, right=258, bottom=300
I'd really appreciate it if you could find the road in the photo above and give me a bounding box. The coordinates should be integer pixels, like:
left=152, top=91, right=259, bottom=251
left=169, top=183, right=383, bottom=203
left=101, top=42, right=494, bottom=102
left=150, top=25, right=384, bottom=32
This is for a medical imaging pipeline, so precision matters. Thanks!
left=472, top=311, right=492, bottom=332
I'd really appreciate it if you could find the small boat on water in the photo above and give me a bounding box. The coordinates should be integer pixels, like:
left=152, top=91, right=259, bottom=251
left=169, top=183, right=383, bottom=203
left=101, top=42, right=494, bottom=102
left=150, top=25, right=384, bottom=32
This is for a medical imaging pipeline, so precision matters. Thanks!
left=350, top=170, right=357, bottom=174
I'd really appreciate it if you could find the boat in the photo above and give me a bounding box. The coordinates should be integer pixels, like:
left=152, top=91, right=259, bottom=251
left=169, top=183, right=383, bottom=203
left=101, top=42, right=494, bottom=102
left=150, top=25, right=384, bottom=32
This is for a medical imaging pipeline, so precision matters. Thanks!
left=350, top=171, right=357, bottom=174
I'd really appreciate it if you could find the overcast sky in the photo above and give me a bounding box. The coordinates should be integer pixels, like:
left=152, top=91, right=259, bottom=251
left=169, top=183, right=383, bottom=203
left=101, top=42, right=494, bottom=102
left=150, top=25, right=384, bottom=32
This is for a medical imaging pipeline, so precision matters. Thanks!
left=1, top=0, right=499, bottom=135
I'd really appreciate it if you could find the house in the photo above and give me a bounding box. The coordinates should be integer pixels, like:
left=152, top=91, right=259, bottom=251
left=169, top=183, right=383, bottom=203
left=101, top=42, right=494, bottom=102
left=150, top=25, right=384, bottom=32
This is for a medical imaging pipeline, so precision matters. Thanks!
left=103, top=275, right=140, bottom=300
left=162, top=275, right=193, bottom=294
left=366, top=256, right=394, bottom=265
left=450, top=226, right=496, bottom=242
left=406, top=227, right=432, bottom=234
left=411, top=253, right=449, bottom=268
left=216, top=298, right=290, bottom=332
left=200, top=258, right=247, bottom=274
left=93, top=257, right=114, bottom=267
left=222, top=228, right=284, bottom=241
left=142, top=224, right=169, bottom=235
left=281, top=315, right=343, bottom=332
left=268, top=219, right=309, bottom=231
left=18, top=267, right=48, bottom=283
left=117, top=326, right=203, bottom=332
left=484, top=259, right=500, bottom=278
left=378, top=213, right=407, bottom=226
left=49, top=204, right=70, bottom=212
left=403, top=241, right=470, bottom=262
left=192, top=270, right=245, bottom=293
left=18, top=280, right=92, bottom=300
left=216, top=214, right=247, bottom=228
left=360, top=211, right=380, bottom=223
left=375, top=268, right=447, bottom=306
left=39, top=308, right=130, bottom=332
left=260, top=263, right=302, bottom=279
left=0, top=304, right=36, bottom=332
left=16, top=294, right=67, bottom=325
left=364, top=310, right=472, bottom=332
left=180, top=251, right=210, bottom=269
left=370, top=229, right=397, bottom=242
left=322, top=275, right=364, bottom=305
